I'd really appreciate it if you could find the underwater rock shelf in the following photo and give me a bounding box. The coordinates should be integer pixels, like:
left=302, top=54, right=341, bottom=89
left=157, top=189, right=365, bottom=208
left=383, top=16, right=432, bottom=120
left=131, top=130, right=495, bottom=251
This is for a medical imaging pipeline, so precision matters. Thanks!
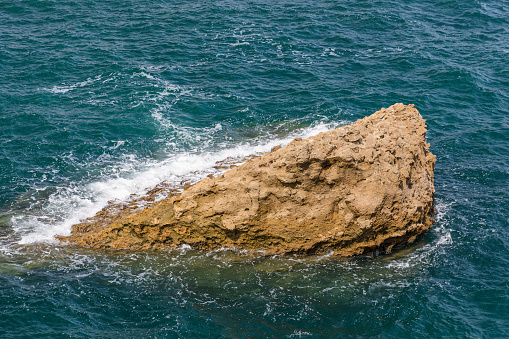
left=58, top=103, right=436, bottom=256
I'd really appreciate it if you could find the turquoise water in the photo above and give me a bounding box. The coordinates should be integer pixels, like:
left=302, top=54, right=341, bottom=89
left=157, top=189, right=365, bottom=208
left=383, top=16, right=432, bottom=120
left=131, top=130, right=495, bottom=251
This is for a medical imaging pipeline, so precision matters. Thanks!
left=1, top=0, right=508, bottom=337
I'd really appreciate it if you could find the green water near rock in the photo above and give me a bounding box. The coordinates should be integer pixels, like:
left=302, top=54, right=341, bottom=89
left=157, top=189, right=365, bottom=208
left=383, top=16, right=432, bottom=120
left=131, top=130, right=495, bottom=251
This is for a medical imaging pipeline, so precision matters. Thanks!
left=1, top=0, right=508, bottom=337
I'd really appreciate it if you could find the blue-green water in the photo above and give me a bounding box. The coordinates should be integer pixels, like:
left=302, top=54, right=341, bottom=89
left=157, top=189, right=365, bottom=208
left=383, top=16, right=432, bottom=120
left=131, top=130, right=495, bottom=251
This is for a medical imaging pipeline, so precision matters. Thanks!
left=1, top=0, right=508, bottom=337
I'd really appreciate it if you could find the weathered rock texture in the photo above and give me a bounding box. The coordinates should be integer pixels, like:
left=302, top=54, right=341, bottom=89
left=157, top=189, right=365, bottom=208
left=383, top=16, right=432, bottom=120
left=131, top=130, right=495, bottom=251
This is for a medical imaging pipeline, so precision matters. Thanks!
left=58, top=103, right=436, bottom=256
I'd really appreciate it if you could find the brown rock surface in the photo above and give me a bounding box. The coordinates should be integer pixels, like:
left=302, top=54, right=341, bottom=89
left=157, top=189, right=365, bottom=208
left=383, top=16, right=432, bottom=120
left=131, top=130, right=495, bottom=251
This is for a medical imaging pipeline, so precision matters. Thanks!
left=57, top=103, right=436, bottom=256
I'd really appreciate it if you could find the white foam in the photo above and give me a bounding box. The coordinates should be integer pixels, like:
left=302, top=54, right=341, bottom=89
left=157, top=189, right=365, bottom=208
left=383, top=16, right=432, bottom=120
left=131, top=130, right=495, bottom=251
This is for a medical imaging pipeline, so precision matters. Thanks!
left=230, top=41, right=250, bottom=46
left=132, top=71, right=156, bottom=80
left=13, top=118, right=344, bottom=245
left=384, top=198, right=453, bottom=270
left=43, top=75, right=103, bottom=94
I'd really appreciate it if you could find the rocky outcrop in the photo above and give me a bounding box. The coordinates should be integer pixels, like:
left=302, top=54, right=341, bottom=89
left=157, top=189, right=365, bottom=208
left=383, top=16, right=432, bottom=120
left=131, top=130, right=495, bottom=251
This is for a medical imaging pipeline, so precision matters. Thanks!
left=58, top=103, right=436, bottom=256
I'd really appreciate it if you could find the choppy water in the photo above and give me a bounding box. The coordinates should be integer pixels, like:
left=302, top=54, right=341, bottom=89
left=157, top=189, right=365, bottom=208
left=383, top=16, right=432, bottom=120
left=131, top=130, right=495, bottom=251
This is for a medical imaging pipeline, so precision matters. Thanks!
left=1, top=0, right=508, bottom=337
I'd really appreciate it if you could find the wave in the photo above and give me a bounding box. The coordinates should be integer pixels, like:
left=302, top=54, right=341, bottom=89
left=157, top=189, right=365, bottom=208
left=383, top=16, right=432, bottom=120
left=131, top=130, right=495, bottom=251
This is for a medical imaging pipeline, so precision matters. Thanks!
left=42, top=75, right=104, bottom=94
left=381, top=197, right=453, bottom=270
left=10, top=117, right=345, bottom=246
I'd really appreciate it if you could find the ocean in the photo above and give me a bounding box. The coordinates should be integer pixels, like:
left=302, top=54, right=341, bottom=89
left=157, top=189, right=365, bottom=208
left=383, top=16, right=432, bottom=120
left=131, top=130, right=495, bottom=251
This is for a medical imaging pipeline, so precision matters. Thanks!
left=1, top=0, right=508, bottom=337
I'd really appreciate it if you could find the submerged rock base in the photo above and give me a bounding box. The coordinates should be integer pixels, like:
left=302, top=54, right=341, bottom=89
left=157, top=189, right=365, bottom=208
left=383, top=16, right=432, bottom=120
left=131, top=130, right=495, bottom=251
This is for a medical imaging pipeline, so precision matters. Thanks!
left=58, top=103, right=436, bottom=256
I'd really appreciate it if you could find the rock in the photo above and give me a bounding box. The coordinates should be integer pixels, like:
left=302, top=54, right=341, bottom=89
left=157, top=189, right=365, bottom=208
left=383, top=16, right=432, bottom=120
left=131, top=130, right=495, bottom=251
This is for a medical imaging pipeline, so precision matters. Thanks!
left=57, top=103, right=436, bottom=256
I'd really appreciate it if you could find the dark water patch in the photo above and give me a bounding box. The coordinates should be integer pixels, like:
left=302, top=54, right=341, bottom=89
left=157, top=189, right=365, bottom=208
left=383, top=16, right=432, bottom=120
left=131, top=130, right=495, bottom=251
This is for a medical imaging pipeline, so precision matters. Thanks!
left=0, top=240, right=449, bottom=337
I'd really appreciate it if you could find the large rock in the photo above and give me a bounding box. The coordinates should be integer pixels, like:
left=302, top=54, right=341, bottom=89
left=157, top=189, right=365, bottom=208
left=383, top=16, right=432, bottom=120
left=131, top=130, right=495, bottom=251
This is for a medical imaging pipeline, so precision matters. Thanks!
left=58, top=103, right=436, bottom=256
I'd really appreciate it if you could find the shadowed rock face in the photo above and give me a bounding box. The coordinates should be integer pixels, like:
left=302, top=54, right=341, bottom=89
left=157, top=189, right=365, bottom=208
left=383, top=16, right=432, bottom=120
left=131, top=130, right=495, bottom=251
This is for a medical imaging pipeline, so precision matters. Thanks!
left=57, top=103, right=436, bottom=256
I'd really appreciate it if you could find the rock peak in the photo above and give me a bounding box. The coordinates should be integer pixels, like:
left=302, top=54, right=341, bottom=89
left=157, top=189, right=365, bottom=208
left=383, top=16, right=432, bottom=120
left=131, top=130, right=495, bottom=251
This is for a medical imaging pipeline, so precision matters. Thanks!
left=58, top=104, right=436, bottom=256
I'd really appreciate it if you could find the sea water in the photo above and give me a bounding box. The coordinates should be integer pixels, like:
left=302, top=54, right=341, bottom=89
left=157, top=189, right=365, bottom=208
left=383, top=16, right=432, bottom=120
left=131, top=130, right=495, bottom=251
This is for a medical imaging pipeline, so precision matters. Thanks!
left=1, top=0, right=508, bottom=337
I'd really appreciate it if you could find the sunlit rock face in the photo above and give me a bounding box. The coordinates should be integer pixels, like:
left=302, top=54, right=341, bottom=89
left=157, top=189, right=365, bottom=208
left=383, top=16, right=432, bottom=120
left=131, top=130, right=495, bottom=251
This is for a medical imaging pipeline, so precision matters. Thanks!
left=58, top=103, right=436, bottom=256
